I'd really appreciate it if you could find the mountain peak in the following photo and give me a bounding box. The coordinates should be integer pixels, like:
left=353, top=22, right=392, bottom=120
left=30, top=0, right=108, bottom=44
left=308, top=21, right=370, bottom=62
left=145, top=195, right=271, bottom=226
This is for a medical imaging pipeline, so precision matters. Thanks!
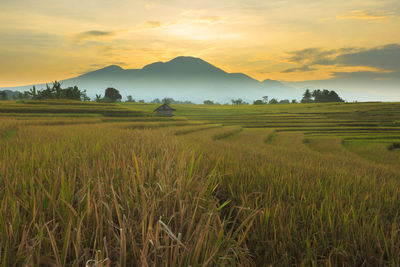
left=169, top=56, right=206, bottom=63
left=77, top=64, right=125, bottom=79
left=142, top=56, right=226, bottom=75
left=101, top=65, right=124, bottom=71
left=262, top=78, right=283, bottom=85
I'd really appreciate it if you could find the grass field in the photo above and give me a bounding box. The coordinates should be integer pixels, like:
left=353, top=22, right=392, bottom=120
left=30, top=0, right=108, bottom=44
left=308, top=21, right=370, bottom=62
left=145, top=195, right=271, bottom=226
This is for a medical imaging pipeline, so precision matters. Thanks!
left=1, top=100, right=400, bottom=266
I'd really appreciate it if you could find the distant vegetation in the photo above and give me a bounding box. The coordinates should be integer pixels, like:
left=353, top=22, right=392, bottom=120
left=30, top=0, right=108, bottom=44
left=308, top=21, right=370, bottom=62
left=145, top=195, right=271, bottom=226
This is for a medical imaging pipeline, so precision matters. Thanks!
left=18, top=81, right=90, bottom=101
left=1, top=84, right=344, bottom=106
left=151, top=98, right=194, bottom=105
left=203, top=100, right=215, bottom=105
left=251, top=89, right=343, bottom=105
left=0, top=90, right=25, bottom=100
left=231, top=98, right=248, bottom=105
left=301, top=89, right=344, bottom=103
left=95, top=87, right=122, bottom=103
left=253, top=96, right=269, bottom=105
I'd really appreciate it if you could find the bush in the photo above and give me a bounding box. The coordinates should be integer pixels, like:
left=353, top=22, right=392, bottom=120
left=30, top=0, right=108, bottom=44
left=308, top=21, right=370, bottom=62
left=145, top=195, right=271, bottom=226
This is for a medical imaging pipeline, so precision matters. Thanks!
left=253, top=100, right=264, bottom=105
left=388, top=142, right=400, bottom=151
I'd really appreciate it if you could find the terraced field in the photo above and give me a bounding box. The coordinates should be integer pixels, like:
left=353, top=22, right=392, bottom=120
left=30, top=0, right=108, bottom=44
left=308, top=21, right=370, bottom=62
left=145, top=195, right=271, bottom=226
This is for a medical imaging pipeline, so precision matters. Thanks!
left=1, top=100, right=400, bottom=266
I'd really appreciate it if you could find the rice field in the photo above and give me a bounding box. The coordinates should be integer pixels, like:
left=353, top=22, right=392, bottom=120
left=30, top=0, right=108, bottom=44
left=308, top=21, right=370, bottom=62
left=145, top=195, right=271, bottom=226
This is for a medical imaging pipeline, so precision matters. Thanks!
left=1, top=100, right=400, bottom=266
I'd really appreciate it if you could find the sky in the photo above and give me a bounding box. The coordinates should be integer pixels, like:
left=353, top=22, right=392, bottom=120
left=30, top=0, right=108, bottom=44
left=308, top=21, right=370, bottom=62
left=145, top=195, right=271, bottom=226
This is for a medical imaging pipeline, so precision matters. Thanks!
left=0, top=0, right=399, bottom=87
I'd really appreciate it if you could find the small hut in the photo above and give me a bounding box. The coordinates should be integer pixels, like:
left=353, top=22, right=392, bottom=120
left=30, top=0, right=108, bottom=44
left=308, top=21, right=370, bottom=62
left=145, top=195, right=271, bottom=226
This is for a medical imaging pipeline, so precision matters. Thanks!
left=154, top=103, right=176, bottom=117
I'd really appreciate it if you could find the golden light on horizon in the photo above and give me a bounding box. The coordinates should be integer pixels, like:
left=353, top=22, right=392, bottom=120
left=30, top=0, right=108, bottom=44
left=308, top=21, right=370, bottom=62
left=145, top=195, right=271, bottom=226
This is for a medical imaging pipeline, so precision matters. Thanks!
left=0, top=0, right=399, bottom=87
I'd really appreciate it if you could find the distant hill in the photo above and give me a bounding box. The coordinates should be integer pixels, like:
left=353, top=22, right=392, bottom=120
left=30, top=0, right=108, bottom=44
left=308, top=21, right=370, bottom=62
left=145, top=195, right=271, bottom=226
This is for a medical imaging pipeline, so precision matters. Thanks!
left=3, top=56, right=300, bottom=103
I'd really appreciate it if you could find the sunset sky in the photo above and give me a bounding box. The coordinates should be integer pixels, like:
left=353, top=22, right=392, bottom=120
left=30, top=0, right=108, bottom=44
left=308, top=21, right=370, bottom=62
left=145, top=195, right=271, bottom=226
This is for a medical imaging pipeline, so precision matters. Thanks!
left=0, top=0, right=399, bottom=87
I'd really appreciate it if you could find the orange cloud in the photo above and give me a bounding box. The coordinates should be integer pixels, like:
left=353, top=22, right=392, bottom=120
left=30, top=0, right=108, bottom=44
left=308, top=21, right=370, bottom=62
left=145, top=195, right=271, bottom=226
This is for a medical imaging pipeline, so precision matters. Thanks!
left=144, top=21, right=164, bottom=28
left=337, top=9, right=395, bottom=21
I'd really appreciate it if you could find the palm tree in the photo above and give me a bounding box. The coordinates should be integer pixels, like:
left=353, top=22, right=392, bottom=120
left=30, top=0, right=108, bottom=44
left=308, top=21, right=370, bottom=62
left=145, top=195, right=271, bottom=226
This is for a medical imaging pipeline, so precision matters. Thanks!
left=52, top=81, right=63, bottom=98
left=28, top=86, right=37, bottom=99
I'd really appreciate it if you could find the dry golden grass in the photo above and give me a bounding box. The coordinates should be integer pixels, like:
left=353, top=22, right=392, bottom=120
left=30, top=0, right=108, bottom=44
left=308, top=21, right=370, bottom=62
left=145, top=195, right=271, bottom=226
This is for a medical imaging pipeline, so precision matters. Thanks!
left=0, top=124, right=256, bottom=266
left=1, top=101, right=400, bottom=266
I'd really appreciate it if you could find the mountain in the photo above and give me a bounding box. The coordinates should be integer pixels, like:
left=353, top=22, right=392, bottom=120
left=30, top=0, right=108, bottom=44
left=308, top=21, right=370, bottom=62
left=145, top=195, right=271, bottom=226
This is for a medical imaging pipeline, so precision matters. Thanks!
left=2, top=56, right=300, bottom=103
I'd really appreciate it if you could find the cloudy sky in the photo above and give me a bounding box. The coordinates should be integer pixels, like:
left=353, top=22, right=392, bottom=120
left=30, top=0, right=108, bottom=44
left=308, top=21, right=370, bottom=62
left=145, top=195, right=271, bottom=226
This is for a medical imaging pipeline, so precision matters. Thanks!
left=0, top=0, right=399, bottom=87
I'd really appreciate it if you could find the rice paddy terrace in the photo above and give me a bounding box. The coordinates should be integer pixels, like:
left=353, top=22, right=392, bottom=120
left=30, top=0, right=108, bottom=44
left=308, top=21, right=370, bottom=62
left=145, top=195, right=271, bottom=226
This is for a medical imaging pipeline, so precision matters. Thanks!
left=124, top=101, right=400, bottom=163
left=1, top=100, right=400, bottom=266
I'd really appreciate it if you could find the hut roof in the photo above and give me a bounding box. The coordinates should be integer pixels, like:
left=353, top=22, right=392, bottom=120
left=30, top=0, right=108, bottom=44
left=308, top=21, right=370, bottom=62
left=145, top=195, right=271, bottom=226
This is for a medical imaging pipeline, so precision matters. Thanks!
left=154, top=103, right=176, bottom=112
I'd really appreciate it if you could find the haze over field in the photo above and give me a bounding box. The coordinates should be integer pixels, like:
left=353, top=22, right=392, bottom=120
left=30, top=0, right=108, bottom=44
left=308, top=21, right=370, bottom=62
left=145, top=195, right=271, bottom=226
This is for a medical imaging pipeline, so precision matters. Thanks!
left=0, top=0, right=399, bottom=101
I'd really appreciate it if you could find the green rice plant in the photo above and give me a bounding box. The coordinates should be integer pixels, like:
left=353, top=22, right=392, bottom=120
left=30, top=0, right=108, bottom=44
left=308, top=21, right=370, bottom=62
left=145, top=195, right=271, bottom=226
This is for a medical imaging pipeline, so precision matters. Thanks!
left=305, top=137, right=354, bottom=156
left=101, top=116, right=187, bottom=123
left=388, top=142, right=400, bottom=151
left=212, top=126, right=243, bottom=140
left=343, top=140, right=400, bottom=165
left=264, top=132, right=276, bottom=144
left=182, top=126, right=400, bottom=266
left=120, top=121, right=205, bottom=130
left=174, top=124, right=222, bottom=135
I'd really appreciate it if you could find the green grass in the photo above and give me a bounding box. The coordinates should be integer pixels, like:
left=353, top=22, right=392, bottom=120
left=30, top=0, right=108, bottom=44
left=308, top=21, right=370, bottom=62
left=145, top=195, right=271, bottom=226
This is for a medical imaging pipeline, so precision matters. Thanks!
left=212, top=126, right=243, bottom=140
left=1, top=129, right=17, bottom=140
left=0, top=101, right=400, bottom=266
left=388, top=142, right=400, bottom=151
left=264, top=132, right=276, bottom=144
left=0, top=101, right=146, bottom=117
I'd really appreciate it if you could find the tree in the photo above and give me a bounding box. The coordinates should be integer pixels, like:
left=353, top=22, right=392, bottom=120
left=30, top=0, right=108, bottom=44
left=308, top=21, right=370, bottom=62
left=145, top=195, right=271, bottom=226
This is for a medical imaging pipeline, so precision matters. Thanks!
left=104, top=87, right=122, bottom=102
left=292, top=99, right=297, bottom=104
left=39, top=83, right=55, bottom=99
left=82, top=92, right=90, bottom=102
left=151, top=98, right=161, bottom=104
left=301, top=89, right=313, bottom=103
left=63, top=86, right=82, bottom=100
left=203, top=100, right=214, bottom=105
left=312, top=89, right=344, bottom=103
left=95, top=94, right=102, bottom=102
left=24, top=82, right=88, bottom=101
left=262, top=96, right=269, bottom=104
left=0, top=91, right=7, bottom=100
left=327, top=90, right=344, bottom=102
left=18, top=92, right=25, bottom=100
left=52, top=81, right=62, bottom=98
left=312, top=89, right=327, bottom=102
left=231, top=99, right=244, bottom=105
left=28, top=86, right=37, bottom=99
left=23, top=91, right=30, bottom=100
left=269, top=98, right=278, bottom=104
left=126, top=95, right=135, bottom=102
left=253, top=99, right=264, bottom=105
left=279, top=99, right=290, bottom=104
left=162, top=98, right=174, bottom=104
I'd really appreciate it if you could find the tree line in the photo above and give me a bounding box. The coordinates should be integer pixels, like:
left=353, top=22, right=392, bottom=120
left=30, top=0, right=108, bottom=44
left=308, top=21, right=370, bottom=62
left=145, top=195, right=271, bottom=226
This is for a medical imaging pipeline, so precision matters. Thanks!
left=301, top=89, right=343, bottom=103
left=0, top=81, right=90, bottom=101
left=127, top=97, right=194, bottom=105
left=1, top=84, right=344, bottom=105
left=0, top=83, right=124, bottom=103
left=227, top=89, right=343, bottom=105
